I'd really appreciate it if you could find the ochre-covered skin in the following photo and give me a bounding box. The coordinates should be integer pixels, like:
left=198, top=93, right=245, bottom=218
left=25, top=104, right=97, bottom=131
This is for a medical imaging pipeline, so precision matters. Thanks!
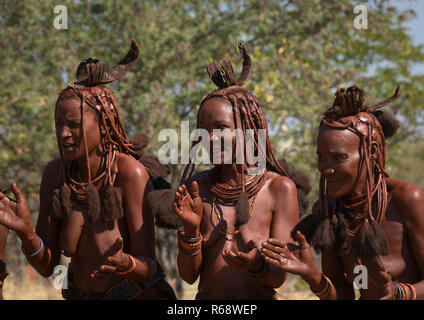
left=0, top=40, right=175, bottom=299
left=262, top=86, right=424, bottom=300
left=37, top=154, right=168, bottom=298
left=59, top=209, right=85, bottom=258
left=173, top=97, right=299, bottom=299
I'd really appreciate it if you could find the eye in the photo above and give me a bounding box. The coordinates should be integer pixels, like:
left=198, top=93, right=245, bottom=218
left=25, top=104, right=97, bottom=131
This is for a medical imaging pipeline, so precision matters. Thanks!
left=335, top=154, right=348, bottom=161
left=68, top=121, right=81, bottom=129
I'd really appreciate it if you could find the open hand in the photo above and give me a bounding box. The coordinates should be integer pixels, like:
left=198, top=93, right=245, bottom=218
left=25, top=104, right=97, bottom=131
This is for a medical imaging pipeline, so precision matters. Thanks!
left=261, top=231, right=319, bottom=280
left=0, top=183, right=33, bottom=236
left=90, top=238, right=132, bottom=279
left=172, top=181, right=202, bottom=236
left=359, top=256, right=395, bottom=300
left=222, top=242, right=261, bottom=271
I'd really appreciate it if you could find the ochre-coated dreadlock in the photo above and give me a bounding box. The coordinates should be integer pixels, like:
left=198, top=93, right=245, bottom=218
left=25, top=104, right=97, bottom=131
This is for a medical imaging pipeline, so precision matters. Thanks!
left=49, top=41, right=140, bottom=230
left=293, top=85, right=400, bottom=260
left=180, top=41, right=288, bottom=228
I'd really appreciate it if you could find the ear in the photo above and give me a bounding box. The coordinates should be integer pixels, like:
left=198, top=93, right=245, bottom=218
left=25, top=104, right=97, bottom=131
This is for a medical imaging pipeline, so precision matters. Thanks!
left=370, top=142, right=379, bottom=160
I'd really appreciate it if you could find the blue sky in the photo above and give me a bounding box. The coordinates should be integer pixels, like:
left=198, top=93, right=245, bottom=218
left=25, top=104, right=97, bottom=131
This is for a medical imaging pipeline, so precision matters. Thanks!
left=392, top=0, right=424, bottom=74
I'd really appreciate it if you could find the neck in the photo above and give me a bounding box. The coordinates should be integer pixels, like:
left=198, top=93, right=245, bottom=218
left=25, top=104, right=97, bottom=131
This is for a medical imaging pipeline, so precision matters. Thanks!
left=215, top=163, right=259, bottom=186
left=76, top=147, right=102, bottom=183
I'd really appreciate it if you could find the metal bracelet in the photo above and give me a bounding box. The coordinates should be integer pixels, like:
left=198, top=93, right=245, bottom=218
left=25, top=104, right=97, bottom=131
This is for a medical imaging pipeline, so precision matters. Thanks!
left=21, top=235, right=44, bottom=257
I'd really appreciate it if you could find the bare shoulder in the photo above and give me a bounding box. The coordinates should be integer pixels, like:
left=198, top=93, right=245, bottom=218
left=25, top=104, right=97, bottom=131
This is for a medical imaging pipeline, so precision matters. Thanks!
left=266, top=171, right=297, bottom=198
left=388, top=177, right=424, bottom=220
left=116, top=153, right=149, bottom=182
left=41, top=158, right=62, bottom=187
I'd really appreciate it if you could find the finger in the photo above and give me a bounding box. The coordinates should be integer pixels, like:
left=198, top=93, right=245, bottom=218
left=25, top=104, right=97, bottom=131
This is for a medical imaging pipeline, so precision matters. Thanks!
left=99, top=265, right=117, bottom=273
left=90, top=270, right=112, bottom=279
left=181, top=184, right=188, bottom=197
left=264, top=256, right=284, bottom=269
left=190, top=181, right=200, bottom=199
left=267, top=238, right=286, bottom=248
left=222, top=251, right=245, bottom=269
left=295, top=231, right=310, bottom=249
left=172, top=202, right=181, bottom=215
left=107, top=254, right=124, bottom=266
left=261, top=247, right=283, bottom=261
left=112, top=237, right=124, bottom=253
left=237, top=247, right=257, bottom=262
left=262, top=242, right=287, bottom=254
left=11, top=183, right=25, bottom=203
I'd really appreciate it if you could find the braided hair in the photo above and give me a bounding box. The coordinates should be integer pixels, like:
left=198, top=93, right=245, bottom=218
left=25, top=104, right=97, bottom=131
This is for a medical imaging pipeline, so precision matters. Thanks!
left=49, top=41, right=140, bottom=224
left=293, top=85, right=400, bottom=259
left=180, top=41, right=287, bottom=228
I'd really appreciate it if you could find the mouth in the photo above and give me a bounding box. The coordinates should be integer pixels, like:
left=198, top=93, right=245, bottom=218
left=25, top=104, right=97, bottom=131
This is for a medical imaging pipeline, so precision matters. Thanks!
left=61, top=143, right=77, bottom=150
left=326, top=179, right=341, bottom=185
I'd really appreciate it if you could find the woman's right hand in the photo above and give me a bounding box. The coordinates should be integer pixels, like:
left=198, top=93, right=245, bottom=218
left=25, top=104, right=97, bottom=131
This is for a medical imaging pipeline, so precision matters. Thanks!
left=261, top=231, right=321, bottom=283
left=0, top=183, right=34, bottom=238
left=172, top=181, right=203, bottom=237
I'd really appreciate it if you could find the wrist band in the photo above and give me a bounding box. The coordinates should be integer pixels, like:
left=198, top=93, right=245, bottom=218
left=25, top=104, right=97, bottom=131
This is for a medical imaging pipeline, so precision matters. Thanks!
left=116, top=255, right=137, bottom=275
left=21, top=236, right=44, bottom=257
left=177, top=227, right=201, bottom=243
left=311, top=274, right=333, bottom=299
left=178, top=242, right=202, bottom=256
left=393, top=282, right=416, bottom=300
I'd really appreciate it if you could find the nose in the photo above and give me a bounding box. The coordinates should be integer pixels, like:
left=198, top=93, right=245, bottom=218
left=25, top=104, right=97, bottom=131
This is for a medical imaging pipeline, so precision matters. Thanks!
left=57, top=125, right=71, bottom=140
left=323, top=168, right=335, bottom=176
left=318, top=160, right=335, bottom=177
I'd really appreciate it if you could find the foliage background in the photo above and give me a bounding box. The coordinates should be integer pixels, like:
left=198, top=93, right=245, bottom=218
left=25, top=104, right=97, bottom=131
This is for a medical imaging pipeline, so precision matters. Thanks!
left=0, top=0, right=423, bottom=299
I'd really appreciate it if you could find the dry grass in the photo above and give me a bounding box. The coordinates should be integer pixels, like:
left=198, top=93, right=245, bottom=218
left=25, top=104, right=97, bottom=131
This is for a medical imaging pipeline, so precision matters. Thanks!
left=180, top=274, right=317, bottom=300
left=2, top=271, right=63, bottom=300
left=2, top=267, right=315, bottom=300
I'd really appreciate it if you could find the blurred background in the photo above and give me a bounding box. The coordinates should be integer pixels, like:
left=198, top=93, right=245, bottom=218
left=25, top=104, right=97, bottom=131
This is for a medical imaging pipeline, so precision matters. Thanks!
left=0, top=0, right=423, bottom=300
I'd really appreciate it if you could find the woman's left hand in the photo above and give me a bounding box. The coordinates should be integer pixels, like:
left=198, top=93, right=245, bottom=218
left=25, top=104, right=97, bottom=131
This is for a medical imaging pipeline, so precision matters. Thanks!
left=222, top=244, right=262, bottom=272
left=359, top=256, right=396, bottom=300
left=90, top=238, right=132, bottom=279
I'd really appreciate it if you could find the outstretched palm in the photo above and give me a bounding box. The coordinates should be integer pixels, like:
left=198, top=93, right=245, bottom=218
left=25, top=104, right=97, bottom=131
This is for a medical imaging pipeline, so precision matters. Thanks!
left=261, top=231, right=318, bottom=278
left=0, top=183, right=33, bottom=235
left=172, top=181, right=203, bottom=235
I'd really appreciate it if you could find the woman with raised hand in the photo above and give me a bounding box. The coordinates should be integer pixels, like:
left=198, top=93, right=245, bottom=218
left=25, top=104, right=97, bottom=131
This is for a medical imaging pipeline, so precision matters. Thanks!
left=172, top=42, right=299, bottom=300
left=0, top=41, right=175, bottom=300
left=262, top=86, right=424, bottom=300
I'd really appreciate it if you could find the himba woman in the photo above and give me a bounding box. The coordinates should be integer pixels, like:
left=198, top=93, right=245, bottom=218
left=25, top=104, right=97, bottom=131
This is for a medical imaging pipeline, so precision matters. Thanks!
left=172, top=42, right=299, bottom=299
left=0, top=40, right=176, bottom=300
left=261, top=85, right=424, bottom=300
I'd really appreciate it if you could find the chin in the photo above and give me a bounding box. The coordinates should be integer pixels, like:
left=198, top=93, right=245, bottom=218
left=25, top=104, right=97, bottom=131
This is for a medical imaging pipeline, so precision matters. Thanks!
left=326, top=185, right=349, bottom=199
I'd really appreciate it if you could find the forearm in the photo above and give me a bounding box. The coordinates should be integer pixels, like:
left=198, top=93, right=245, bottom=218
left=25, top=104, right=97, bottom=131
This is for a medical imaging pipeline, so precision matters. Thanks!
left=18, top=230, right=57, bottom=277
left=177, top=251, right=202, bottom=284
left=125, top=254, right=158, bottom=283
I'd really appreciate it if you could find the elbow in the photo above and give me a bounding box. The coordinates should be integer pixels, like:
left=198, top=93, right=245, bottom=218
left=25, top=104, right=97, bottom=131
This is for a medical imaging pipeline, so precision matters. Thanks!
left=178, top=269, right=198, bottom=285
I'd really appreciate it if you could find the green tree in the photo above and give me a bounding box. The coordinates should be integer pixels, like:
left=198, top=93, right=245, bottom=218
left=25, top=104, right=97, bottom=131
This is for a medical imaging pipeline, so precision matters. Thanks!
left=1, top=0, right=423, bottom=296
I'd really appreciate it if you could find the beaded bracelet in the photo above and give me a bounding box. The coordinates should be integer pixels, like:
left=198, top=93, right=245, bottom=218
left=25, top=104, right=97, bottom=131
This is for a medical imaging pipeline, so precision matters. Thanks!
left=178, top=235, right=203, bottom=247
left=178, top=242, right=202, bottom=256
left=177, top=227, right=201, bottom=244
left=393, top=282, right=417, bottom=300
left=311, top=274, right=333, bottom=299
left=116, top=255, right=136, bottom=275
left=21, top=236, right=44, bottom=257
